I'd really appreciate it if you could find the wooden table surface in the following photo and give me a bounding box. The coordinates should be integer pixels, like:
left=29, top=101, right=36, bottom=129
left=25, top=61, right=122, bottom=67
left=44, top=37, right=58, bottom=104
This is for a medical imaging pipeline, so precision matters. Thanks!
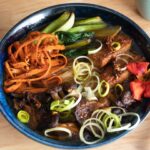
left=0, top=0, right=150, bottom=150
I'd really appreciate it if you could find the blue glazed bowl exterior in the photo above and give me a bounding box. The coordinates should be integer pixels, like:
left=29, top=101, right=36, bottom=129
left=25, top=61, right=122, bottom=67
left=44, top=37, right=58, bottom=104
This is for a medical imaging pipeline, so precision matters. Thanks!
left=0, top=3, right=150, bottom=149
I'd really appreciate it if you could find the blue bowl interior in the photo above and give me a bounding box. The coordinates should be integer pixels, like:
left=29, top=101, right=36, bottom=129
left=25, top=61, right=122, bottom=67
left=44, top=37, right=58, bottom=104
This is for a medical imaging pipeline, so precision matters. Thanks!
left=0, top=3, right=150, bottom=149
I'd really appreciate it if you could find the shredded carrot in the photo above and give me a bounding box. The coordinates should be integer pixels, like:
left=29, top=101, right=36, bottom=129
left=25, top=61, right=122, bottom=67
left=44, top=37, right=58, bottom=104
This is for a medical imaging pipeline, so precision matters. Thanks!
left=4, top=31, right=67, bottom=93
left=4, top=82, right=22, bottom=93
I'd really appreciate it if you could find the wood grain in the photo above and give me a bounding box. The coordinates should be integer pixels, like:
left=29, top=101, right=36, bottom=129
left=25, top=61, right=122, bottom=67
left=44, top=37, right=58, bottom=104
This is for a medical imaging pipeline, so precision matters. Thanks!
left=0, top=0, right=150, bottom=150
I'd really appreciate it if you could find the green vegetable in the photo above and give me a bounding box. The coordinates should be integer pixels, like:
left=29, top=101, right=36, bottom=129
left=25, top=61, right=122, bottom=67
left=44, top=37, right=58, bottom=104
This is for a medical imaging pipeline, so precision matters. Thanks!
left=68, top=23, right=107, bottom=33
left=95, top=26, right=121, bottom=39
left=111, top=41, right=121, bottom=51
left=65, top=39, right=91, bottom=50
left=50, top=97, right=75, bottom=112
left=42, top=11, right=70, bottom=33
left=75, top=16, right=102, bottom=26
left=63, top=48, right=88, bottom=58
left=80, top=108, right=140, bottom=144
left=98, top=80, right=110, bottom=97
left=103, top=113, right=121, bottom=129
left=60, top=110, right=72, bottom=120
left=50, top=100, right=60, bottom=110
left=115, top=83, right=124, bottom=97
left=63, top=39, right=102, bottom=58
left=54, top=12, right=75, bottom=33
left=17, top=110, right=30, bottom=123
left=56, top=31, right=94, bottom=44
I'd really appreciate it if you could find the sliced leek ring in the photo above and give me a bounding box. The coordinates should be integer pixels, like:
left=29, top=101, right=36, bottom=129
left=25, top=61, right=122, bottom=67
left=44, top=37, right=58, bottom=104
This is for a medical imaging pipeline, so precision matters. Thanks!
left=44, top=127, right=72, bottom=138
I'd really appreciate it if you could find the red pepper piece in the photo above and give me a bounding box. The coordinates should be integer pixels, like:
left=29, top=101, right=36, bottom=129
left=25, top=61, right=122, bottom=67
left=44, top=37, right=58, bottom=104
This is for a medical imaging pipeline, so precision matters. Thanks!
left=127, top=62, right=149, bottom=77
left=143, top=82, right=150, bottom=98
left=130, top=80, right=145, bottom=100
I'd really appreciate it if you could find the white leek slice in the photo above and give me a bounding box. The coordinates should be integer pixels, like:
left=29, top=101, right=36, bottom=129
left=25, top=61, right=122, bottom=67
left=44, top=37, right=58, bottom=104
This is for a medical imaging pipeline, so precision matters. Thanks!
left=85, top=74, right=100, bottom=93
left=83, top=118, right=105, bottom=133
left=73, top=56, right=94, bottom=71
left=119, top=112, right=140, bottom=130
left=115, top=53, right=134, bottom=71
left=107, top=119, right=131, bottom=133
left=115, top=57, right=128, bottom=71
left=109, top=106, right=126, bottom=114
left=44, top=127, right=72, bottom=138
left=88, top=40, right=103, bottom=54
left=117, top=53, right=134, bottom=60
left=64, top=90, right=82, bottom=109
left=77, top=85, right=83, bottom=93
left=73, top=56, right=93, bottom=84
left=83, top=118, right=105, bottom=139
left=82, top=87, right=98, bottom=101
left=79, top=122, right=105, bottom=145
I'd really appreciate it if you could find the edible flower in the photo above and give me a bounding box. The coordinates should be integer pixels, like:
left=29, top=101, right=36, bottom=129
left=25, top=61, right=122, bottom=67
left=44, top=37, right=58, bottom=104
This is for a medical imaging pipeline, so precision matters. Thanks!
left=130, top=80, right=145, bottom=100
left=127, top=62, right=149, bottom=78
left=127, top=62, right=150, bottom=100
left=130, top=80, right=150, bottom=100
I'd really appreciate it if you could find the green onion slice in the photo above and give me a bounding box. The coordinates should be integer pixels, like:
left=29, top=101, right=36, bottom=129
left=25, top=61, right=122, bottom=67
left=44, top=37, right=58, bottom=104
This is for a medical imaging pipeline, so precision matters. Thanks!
left=98, top=80, right=110, bottom=97
left=103, top=113, right=121, bottom=129
left=50, top=100, right=60, bottom=110
left=111, top=42, right=121, bottom=51
left=91, top=109, right=119, bottom=129
left=50, top=90, right=82, bottom=112
left=107, top=112, right=140, bottom=132
left=80, top=108, right=141, bottom=144
left=50, top=97, right=75, bottom=112
left=63, top=90, right=82, bottom=108
left=17, top=110, right=30, bottom=123
left=107, top=120, right=131, bottom=133
left=60, top=110, right=72, bottom=120
left=79, top=87, right=139, bottom=145
left=115, top=83, right=124, bottom=97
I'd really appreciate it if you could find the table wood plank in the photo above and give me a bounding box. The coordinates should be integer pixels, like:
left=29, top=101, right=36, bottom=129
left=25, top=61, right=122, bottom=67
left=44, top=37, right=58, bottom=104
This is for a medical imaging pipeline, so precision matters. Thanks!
left=0, top=0, right=150, bottom=150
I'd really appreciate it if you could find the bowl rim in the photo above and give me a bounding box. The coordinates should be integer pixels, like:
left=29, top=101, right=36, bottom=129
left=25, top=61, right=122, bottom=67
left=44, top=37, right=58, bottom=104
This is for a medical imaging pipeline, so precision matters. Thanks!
left=0, top=3, right=150, bottom=149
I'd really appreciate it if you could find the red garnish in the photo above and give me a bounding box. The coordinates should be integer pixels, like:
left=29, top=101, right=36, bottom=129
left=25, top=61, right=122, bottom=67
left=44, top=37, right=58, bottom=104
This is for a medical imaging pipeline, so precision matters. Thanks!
left=143, top=82, right=150, bottom=98
left=127, top=62, right=149, bottom=77
left=128, top=62, right=150, bottom=100
left=130, top=80, right=145, bottom=100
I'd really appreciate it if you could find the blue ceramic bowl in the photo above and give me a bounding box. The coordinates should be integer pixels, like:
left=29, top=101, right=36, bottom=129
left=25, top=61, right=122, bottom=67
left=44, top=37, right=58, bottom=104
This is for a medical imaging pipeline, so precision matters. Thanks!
left=0, top=3, right=150, bottom=149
